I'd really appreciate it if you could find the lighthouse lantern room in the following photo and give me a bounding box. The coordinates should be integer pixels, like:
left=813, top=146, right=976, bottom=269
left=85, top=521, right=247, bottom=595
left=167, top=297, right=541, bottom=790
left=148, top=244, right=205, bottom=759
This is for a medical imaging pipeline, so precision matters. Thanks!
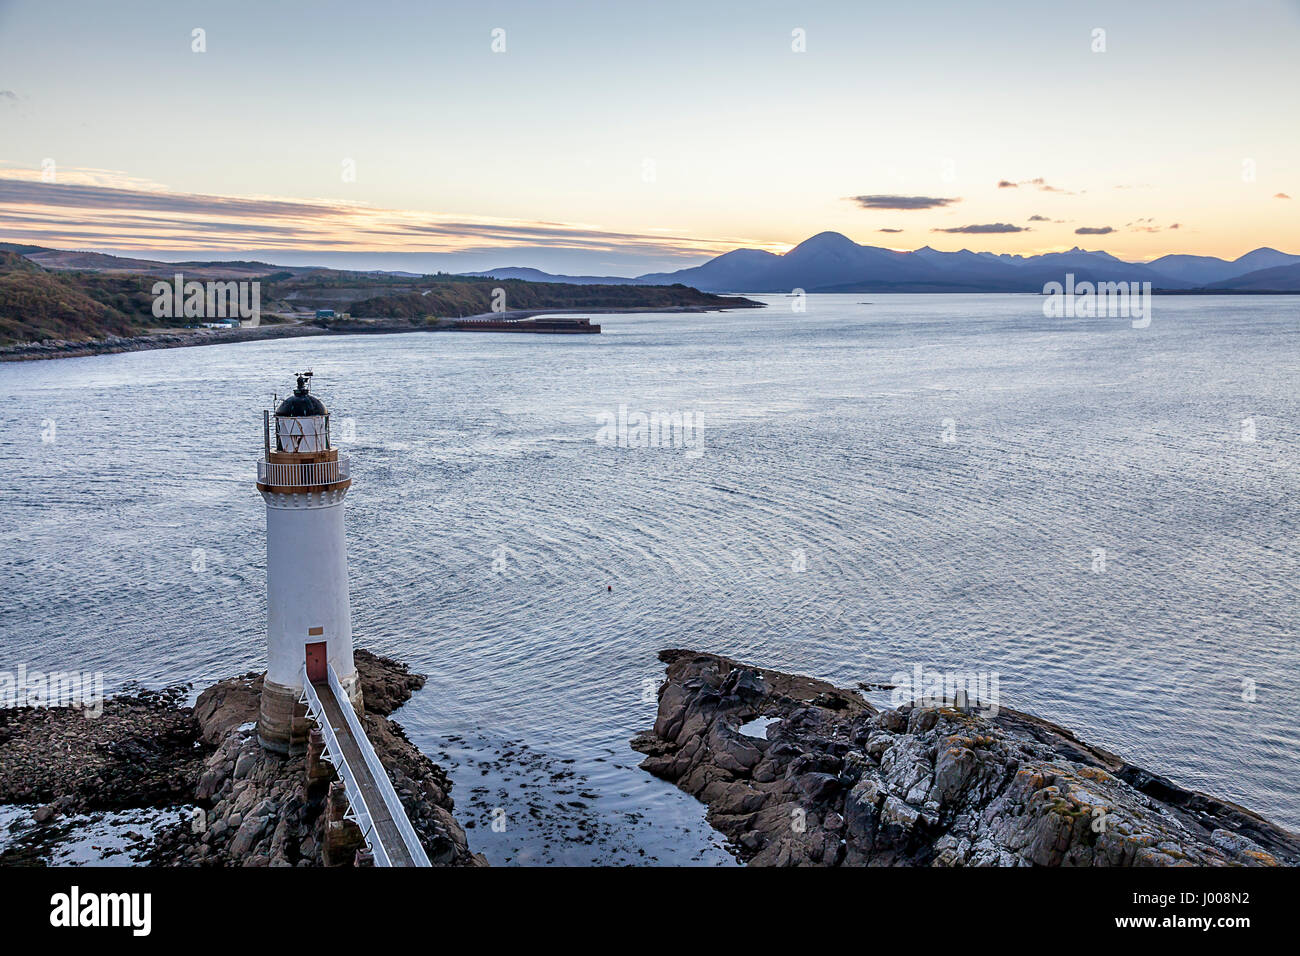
left=255, top=372, right=362, bottom=753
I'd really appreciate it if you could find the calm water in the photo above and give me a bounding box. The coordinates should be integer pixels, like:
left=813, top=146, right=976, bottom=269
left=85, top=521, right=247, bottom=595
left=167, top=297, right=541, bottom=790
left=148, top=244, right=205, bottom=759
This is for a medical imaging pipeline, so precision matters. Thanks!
left=1, top=294, right=1297, bottom=861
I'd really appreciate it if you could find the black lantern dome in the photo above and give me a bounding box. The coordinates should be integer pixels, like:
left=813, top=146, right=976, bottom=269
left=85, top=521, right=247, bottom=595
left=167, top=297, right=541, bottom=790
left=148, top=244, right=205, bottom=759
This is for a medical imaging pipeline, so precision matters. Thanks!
left=275, top=372, right=327, bottom=417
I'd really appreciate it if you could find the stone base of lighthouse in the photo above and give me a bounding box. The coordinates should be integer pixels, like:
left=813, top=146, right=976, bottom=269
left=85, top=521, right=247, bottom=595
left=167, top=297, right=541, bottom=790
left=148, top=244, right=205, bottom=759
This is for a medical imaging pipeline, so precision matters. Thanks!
left=258, top=671, right=364, bottom=755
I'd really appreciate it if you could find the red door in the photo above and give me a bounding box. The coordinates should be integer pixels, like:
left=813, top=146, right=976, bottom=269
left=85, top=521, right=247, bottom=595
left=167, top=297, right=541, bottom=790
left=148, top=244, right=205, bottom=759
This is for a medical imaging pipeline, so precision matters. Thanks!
left=305, top=641, right=327, bottom=684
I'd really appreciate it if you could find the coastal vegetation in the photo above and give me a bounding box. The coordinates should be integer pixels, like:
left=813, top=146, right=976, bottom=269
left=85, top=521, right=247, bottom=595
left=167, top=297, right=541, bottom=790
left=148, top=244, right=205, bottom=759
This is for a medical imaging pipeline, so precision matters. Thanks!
left=0, top=249, right=755, bottom=346
left=341, top=277, right=745, bottom=320
left=0, top=252, right=144, bottom=343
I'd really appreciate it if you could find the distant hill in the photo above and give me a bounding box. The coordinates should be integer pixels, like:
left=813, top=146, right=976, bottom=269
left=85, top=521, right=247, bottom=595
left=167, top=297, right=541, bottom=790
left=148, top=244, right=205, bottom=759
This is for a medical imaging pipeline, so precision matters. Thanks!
left=0, top=249, right=43, bottom=273
left=345, top=280, right=751, bottom=319
left=9, top=238, right=1294, bottom=341
left=1228, top=247, right=1300, bottom=274
left=24, top=248, right=314, bottom=279
left=637, top=232, right=944, bottom=292
left=1206, top=262, right=1300, bottom=292
left=460, top=233, right=1300, bottom=294
left=0, top=249, right=758, bottom=345
left=1144, top=248, right=1300, bottom=286
left=0, top=252, right=138, bottom=343
left=629, top=234, right=1243, bottom=292
left=458, top=266, right=645, bottom=285
left=637, top=248, right=784, bottom=291
left=27, top=239, right=1299, bottom=295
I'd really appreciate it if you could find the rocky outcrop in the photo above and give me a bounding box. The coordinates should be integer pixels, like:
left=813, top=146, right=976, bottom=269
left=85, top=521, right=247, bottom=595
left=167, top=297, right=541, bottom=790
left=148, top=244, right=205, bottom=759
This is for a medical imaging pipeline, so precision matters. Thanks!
left=151, top=650, right=483, bottom=867
left=2, top=651, right=483, bottom=867
left=632, top=649, right=1300, bottom=867
left=352, top=649, right=426, bottom=716
left=193, top=672, right=261, bottom=746
left=0, top=685, right=202, bottom=812
left=189, top=650, right=422, bottom=747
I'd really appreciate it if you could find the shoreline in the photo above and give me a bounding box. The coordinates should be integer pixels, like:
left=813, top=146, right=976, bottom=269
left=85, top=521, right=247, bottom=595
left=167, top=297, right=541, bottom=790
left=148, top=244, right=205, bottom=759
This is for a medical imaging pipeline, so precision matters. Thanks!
left=0, top=650, right=484, bottom=867
left=0, top=304, right=762, bottom=363
left=633, top=649, right=1300, bottom=866
left=5, top=645, right=1297, bottom=866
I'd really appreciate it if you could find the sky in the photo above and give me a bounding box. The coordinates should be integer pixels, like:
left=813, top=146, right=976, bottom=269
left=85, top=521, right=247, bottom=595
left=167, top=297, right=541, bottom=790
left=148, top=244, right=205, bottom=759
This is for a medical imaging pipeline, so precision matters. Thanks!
left=1, top=0, right=1298, bottom=274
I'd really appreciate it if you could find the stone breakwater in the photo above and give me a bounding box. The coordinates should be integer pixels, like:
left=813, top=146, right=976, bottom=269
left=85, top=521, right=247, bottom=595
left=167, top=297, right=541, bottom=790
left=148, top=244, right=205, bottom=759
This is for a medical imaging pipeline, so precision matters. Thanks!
left=1, top=650, right=483, bottom=867
left=632, top=649, right=1300, bottom=867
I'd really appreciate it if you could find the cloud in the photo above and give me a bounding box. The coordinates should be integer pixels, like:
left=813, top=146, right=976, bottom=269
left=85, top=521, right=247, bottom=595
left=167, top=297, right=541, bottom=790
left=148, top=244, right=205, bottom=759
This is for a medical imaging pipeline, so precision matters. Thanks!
left=1075, top=226, right=1114, bottom=235
left=932, top=223, right=1027, bottom=234
left=1276, top=192, right=1292, bottom=199
left=1027, top=215, right=1049, bottom=222
left=877, top=228, right=903, bottom=233
left=997, top=177, right=1073, bottom=193
left=846, top=194, right=960, bottom=210
left=0, top=177, right=343, bottom=219
left=0, top=90, right=15, bottom=100
left=0, top=171, right=763, bottom=259
left=1126, top=217, right=1183, bottom=234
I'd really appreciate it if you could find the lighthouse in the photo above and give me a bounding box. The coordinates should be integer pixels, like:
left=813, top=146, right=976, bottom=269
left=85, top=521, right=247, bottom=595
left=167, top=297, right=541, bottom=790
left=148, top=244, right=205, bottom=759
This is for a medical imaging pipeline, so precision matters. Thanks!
left=255, top=372, right=362, bottom=753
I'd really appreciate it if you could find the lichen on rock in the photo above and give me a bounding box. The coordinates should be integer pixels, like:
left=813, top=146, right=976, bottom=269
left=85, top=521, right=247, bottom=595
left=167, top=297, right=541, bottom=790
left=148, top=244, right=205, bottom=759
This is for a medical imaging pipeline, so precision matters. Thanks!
left=632, top=649, right=1300, bottom=867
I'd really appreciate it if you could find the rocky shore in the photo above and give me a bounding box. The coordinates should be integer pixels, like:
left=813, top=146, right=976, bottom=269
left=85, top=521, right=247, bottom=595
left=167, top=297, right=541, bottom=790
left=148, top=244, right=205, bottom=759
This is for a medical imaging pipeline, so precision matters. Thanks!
left=0, top=684, right=202, bottom=814
left=0, top=650, right=483, bottom=867
left=0, top=304, right=762, bottom=362
left=0, top=323, right=328, bottom=361
left=633, top=649, right=1300, bottom=867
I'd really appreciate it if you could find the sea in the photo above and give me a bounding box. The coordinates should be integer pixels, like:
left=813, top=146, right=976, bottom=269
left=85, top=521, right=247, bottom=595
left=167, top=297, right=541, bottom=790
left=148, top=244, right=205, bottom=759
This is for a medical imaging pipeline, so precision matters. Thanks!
left=1, top=293, right=1296, bottom=864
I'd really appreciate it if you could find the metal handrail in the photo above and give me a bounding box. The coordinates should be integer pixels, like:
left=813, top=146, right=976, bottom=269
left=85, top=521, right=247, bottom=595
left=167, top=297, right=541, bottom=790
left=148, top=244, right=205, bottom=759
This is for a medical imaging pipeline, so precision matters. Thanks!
left=257, top=456, right=350, bottom=488
left=299, top=664, right=431, bottom=867
left=325, top=665, right=431, bottom=867
left=299, top=674, right=390, bottom=866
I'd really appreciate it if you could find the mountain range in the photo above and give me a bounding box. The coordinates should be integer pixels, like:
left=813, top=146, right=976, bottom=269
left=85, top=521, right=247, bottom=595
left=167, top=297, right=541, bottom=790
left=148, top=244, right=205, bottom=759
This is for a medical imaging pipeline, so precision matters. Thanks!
left=465, top=232, right=1300, bottom=293
left=9, top=236, right=1300, bottom=295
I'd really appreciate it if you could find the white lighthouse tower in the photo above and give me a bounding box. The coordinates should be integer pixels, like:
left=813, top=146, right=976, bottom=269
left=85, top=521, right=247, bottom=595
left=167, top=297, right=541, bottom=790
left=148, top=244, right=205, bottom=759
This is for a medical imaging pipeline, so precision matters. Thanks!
left=255, top=372, right=362, bottom=753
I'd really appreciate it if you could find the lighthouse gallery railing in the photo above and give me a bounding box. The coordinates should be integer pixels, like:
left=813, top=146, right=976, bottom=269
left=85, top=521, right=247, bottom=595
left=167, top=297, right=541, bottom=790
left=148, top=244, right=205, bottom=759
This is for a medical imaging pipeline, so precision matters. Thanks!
left=299, top=665, right=431, bottom=867
left=257, top=456, right=350, bottom=488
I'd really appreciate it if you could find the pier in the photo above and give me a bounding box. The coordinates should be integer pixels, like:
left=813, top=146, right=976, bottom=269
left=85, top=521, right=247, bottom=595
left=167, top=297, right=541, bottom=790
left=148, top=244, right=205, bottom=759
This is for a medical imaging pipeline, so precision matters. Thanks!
left=452, top=315, right=600, bottom=333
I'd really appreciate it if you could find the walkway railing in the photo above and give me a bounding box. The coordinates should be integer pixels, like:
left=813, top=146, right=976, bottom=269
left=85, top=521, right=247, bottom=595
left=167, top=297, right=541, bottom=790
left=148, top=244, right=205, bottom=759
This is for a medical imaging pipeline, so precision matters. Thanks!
left=299, top=673, right=385, bottom=863
left=299, top=665, right=431, bottom=867
left=258, top=456, right=350, bottom=488
left=323, top=665, right=431, bottom=866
